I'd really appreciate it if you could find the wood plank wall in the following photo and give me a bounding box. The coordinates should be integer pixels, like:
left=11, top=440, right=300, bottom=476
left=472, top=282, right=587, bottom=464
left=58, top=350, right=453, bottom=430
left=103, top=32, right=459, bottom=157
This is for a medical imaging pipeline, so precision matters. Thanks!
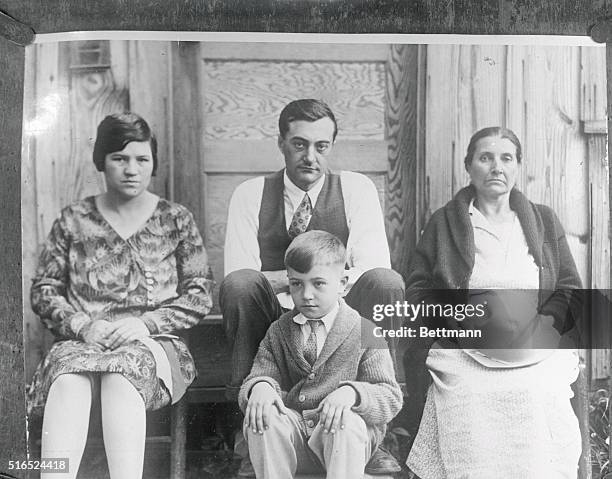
left=385, top=44, right=424, bottom=277
left=581, top=46, right=609, bottom=379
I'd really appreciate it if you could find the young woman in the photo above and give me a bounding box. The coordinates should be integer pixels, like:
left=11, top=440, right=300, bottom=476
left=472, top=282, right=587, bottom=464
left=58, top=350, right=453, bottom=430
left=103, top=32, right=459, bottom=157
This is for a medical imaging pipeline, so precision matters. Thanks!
left=28, top=113, right=213, bottom=479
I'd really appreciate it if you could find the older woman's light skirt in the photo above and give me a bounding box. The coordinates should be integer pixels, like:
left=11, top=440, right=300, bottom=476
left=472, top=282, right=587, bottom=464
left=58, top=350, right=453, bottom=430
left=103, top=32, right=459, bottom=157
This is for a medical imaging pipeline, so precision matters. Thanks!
left=406, top=348, right=581, bottom=479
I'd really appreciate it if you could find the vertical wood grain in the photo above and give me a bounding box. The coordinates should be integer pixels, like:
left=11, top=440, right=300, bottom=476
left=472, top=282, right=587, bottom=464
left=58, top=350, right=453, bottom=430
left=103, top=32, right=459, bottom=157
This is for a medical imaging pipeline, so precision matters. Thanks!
left=21, top=45, right=50, bottom=384
left=517, top=46, right=589, bottom=284
left=581, top=46, right=607, bottom=132
left=68, top=42, right=128, bottom=206
left=425, top=45, right=457, bottom=214
left=25, top=43, right=70, bottom=381
left=384, top=44, right=421, bottom=278
left=128, top=40, right=172, bottom=199
left=588, top=135, right=610, bottom=380
left=454, top=44, right=506, bottom=193
left=505, top=44, right=527, bottom=190
left=171, top=42, right=204, bottom=226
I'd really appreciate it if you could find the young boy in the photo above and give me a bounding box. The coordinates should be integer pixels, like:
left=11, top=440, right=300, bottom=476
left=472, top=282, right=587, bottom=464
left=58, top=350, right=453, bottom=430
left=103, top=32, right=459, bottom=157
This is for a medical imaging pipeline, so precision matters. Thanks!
left=238, top=230, right=403, bottom=479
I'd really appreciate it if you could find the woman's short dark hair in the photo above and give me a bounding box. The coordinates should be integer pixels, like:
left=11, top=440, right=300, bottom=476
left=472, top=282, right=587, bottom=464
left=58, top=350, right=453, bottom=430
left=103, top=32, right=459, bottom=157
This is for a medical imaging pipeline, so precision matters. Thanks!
left=464, top=126, right=523, bottom=169
left=278, top=99, right=338, bottom=141
left=93, top=113, right=158, bottom=175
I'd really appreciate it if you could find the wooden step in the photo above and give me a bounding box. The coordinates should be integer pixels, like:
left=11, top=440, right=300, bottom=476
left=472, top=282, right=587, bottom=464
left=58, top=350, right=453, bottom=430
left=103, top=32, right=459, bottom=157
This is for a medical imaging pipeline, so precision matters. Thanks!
left=295, top=475, right=394, bottom=479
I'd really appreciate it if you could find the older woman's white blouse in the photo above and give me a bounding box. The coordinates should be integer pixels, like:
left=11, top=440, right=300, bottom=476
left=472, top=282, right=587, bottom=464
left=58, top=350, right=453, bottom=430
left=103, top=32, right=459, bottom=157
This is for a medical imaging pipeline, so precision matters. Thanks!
left=468, top=198, right=539, bottom=290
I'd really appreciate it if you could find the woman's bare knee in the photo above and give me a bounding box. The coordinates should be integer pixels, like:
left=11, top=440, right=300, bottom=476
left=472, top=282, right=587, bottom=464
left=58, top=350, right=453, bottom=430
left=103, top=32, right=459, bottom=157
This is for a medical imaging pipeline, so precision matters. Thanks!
left=48, top=373, right=93, bottom=400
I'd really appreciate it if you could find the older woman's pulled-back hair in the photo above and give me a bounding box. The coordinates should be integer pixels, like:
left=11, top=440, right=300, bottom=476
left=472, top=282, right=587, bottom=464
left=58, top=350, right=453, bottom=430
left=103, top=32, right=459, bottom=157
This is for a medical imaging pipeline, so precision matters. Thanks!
left=278, top=99, right=338, bottom=141
left=284, top=230, right=346, bottom=274
left=93, top=112, right=158, bottom=175
left=464, top=126, right=522, bottom=169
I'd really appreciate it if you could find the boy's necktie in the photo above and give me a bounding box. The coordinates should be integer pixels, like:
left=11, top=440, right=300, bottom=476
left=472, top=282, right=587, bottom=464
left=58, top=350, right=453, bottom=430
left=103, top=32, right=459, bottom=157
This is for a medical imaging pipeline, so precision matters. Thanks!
left=288, top=193, right=312, bottom=239
left=304, top=320, right=322, bottom=366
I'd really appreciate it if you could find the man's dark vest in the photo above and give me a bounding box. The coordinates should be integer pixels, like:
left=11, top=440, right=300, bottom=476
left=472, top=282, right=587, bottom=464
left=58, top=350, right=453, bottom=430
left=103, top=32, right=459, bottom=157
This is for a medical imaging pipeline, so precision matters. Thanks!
left=257, top=170, right=349, bottom=271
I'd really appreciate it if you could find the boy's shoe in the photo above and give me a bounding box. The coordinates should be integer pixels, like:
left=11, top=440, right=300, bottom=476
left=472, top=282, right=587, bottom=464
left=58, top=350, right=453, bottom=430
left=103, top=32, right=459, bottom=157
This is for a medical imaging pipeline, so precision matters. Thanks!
left=365, top=446, right=401, bottom=474
left=237, top=456, right=256, bottom=478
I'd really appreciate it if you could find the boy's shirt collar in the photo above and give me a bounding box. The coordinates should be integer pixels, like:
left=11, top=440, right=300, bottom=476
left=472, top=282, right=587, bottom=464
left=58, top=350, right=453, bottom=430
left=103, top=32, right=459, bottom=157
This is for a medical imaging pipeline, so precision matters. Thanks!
left=293, top=300, right=340, bottom=332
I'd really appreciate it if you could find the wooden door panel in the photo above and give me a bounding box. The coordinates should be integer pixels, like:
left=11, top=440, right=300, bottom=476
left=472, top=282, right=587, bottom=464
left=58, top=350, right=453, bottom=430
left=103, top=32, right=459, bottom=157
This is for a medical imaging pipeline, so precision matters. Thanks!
left=202, top=140, right=387, bottom=173
left=201, top=59, right=385, bottom=141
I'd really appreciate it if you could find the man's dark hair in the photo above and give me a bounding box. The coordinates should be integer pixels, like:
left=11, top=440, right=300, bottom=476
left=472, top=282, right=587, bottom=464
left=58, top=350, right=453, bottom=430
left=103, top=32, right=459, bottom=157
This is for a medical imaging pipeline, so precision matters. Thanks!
left=278, top=99, right=338, bottom=141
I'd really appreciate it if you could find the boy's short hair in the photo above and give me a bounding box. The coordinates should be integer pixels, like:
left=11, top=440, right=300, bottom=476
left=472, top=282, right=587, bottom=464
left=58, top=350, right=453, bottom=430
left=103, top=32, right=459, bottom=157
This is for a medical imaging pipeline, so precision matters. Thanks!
left=284, top=230, right=346, bottom=274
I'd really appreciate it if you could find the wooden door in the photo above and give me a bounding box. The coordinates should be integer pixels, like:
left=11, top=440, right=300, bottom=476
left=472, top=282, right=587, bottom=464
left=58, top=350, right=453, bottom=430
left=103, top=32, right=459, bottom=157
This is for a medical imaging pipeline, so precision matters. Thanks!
left=171, top=42, right=421, bottom=307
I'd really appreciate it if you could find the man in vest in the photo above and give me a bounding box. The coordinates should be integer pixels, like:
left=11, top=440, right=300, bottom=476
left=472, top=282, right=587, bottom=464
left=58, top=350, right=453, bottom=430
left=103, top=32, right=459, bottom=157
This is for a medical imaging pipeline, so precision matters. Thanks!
left=221, top=99, right=404, bottom=476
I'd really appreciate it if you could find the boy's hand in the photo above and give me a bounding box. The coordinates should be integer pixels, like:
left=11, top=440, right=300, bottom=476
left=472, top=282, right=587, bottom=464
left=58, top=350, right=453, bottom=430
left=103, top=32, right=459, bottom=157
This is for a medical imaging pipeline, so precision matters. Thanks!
left=317, top=385, right=357, bottom=434
left=245, top=381, right=289, bottom=434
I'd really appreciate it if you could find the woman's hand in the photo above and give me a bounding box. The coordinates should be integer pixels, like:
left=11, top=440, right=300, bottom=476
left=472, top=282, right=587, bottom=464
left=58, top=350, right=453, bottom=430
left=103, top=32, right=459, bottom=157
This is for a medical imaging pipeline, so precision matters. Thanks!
left=105, top=317, right=150, bottom=350
left=80, top=319, right=115, bottom=348
left=317, top=385, right=358, bottom=434
left=245, top=381, right=288, bottom=434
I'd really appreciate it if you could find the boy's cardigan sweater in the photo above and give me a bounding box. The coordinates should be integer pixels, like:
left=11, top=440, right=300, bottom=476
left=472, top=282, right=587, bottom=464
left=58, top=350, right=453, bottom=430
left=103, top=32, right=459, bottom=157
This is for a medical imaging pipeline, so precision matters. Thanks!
left=405, top=185, right=583, bottom=339
left=238, top=299, right=403, bottom=444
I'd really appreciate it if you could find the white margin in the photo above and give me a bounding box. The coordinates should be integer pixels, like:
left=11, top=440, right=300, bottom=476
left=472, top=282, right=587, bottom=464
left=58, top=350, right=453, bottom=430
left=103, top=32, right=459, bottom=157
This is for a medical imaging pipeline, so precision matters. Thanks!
left=32, top=31, right=604, bottom=47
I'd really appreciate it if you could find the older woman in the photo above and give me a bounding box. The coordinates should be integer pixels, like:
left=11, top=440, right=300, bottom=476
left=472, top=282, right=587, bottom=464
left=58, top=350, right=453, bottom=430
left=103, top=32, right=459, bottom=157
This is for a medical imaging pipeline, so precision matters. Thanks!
left=405, top=127, right=583, bottom=478
left=28, top=113, right=213, bottom=479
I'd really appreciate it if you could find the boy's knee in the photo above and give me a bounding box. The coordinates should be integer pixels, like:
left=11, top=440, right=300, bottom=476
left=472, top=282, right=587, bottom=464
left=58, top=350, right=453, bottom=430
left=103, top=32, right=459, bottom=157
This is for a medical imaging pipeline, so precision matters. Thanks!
left=340, top=411, right=367, bottom=436
left=243, top=408, right=289, bottom=440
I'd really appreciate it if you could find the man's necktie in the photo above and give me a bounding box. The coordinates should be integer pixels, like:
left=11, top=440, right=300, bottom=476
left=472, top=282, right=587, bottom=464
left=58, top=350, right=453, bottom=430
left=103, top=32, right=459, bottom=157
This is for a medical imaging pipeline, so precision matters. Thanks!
left=288, top=193, right=312, bottom=239
left=303, top=320, right=322, bottom=366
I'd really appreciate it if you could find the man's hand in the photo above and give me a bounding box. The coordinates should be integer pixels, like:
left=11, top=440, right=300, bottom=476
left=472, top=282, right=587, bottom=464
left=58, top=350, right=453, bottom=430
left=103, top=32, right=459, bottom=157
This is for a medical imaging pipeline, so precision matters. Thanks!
left=105, top=317, right=150, bottom=350
left=317, top=385, right=357, bottom=434
left=262, top=270, right=290, bottom=294
left=80, top=319, right=115, bottom=348
left=245, top=381, right=289, bottom=434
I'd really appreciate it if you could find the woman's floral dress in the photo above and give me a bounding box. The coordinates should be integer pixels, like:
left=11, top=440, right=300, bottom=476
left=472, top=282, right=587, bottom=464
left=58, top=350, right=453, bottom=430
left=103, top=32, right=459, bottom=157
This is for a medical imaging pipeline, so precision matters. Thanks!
left=28, top=197, right=214, bottom=415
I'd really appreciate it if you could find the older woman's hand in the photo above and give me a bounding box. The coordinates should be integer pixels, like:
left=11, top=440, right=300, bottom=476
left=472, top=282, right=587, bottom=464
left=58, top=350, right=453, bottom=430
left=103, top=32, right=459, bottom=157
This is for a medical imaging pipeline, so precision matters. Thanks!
left=81, top=319, right=115, bottom=348
left=106, top=317, right=150, bottom=350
